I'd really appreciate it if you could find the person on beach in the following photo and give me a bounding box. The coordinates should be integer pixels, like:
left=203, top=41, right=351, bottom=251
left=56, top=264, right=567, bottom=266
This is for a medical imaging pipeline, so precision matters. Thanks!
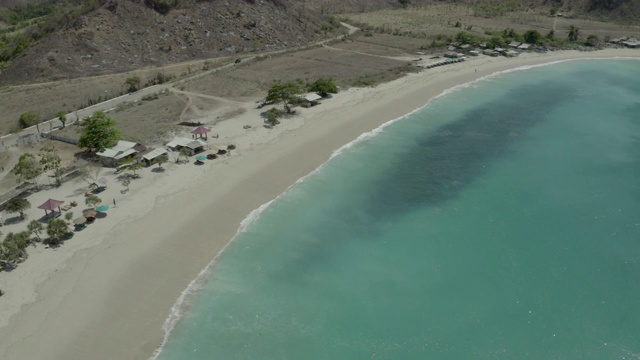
left=113, top=198, right=117, bottom=207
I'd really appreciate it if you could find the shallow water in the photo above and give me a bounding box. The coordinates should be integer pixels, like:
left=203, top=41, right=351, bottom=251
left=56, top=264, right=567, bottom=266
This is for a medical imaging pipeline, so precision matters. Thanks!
left=156, top=59, right=640, bottom=360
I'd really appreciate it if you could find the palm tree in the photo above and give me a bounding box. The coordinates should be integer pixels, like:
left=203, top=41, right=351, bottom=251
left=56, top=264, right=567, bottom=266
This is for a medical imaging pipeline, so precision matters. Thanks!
left=155, top=154, right=169, bottom=169
left=85, top=194, right=102, bottom=208
left=568, top=25, right=579, bottom=42
left=179, top=147, right=192, bottom=163
left=27, top=220, right=44, bottom=242
left=46, top=219, right=69, bottom=246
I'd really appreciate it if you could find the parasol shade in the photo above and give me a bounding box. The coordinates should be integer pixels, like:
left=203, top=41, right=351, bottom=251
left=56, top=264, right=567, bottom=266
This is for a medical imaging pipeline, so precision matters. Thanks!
left=83, top=209, right=97, bottom=218
left=73, top=217, right=87, bottom=225
left=195, top=155, right=207, bottom=161
left=95, top=205, right=110, bottom=212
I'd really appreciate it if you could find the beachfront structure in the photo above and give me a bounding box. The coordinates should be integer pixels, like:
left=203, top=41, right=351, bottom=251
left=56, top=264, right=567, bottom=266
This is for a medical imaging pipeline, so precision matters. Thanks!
left=96, top=140, right=146, bottom=167
left=191, top=126, right=211, bottom=139
left=506, top=49, right=519, bottom=57
left=509, top=41, right=521, bottom=48
left=518, top=43, right=531, bottom=50
left=89, top=178, right=108, bottom=191
left=608, top=37, right=638, bottom=47
left=142, top=148, right=169, bottom=165
left=483, top=49, right=499, bottom=57
left=38, top=198, right=65, bottom=217
left=166, top=137, right=206, bottom=155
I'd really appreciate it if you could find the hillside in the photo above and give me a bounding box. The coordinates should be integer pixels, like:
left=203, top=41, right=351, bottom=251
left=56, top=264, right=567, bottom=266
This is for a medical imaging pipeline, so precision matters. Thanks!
left=1, top=0, right=638, bottom=85
left=0, top=0, right=338, bottom=85
left=305, top=0, right=640, bottom=21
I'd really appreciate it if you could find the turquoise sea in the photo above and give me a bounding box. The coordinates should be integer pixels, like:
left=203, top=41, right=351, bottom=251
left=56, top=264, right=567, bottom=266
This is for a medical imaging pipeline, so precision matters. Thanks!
left=155, top=59, right=640, bottom=360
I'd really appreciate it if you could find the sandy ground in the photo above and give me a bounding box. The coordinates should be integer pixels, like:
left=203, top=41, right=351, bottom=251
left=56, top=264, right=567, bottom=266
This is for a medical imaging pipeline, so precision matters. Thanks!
left=0, top=48, right=638, bottom=360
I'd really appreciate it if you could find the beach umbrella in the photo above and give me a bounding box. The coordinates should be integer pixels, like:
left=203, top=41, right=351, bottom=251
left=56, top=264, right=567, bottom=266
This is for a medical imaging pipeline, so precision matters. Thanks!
left=95, top=205, right=110, bottom=212
left=195, top=155, right=207, bottom=162
left=73, top=216, right=87, bottom=225
left=83, top=209, right=97, bottom=218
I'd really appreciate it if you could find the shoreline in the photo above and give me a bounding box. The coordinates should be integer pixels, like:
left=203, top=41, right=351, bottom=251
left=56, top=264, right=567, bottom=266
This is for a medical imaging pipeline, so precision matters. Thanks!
left=0, top=49, right=638, bottom=360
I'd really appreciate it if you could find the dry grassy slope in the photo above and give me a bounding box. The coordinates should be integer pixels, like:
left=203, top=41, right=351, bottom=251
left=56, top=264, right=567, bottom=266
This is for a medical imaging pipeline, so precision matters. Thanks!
left=306, top=0, right=640, bottom=21
left=0, top=0, right=334, bottom=85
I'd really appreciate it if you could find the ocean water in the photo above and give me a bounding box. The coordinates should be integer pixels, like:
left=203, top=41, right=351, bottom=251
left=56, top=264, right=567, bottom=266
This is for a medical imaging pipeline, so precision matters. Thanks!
left=155, top=59, right=640, bottom=360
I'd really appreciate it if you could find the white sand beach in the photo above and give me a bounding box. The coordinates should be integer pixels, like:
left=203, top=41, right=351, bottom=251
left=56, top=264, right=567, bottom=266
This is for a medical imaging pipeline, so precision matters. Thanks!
left=0, top=48, right=638, bottom=360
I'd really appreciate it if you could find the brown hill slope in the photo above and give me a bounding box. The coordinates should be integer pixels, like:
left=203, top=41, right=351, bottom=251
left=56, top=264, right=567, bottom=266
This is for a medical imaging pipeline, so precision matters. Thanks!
left=0, top=0, right=336, bottom=85
left=306, top=0, right=640, bottom=22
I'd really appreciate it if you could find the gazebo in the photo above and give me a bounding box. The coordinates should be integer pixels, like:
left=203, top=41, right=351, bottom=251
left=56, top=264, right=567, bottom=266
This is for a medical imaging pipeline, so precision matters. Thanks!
left=191, top=126, right=211, bottom=139
left=38, top=199, right=65, bottom=217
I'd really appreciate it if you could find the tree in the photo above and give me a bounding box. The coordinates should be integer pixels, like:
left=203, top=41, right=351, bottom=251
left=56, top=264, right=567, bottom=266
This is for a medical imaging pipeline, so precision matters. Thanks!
left=39, top=146, right=64, bottom=186
left=265, top=81, right=304, bottom=114
left=523, top=30, right=542, bottom=45
left=27, top=220, right=44, bottom=241
left=502, top=28, right=517, bottom=40
left=455, top=31, right=475, bottom=45
left=1, top=231, right=31, bottom=264
left=488, top=36, right=507, bottom=49
left=5, top=198, right=31, bottom=221
left=179, top=147, right=192, bottom=163
left=120, top=157, right=142, bottom=178
left=46, top=218, right=69, bottom=246
left=568, top=25, right=579, bottom=42
left=585, top=34, right=599, bottom=47
left=125, top=76, right=141, bottom=93
left=307, top=78, right=338, bottom=97
left=398, top=0, right=410, bottom=8
left=77, top=111, right=122, bottom=152
left=18, top=112, right=38, bottom=129
left=56, top=110, right=67, bottom=128
left=122, top=178, right=131, bottom=192
left=81, top=164, right=103, bottom=186
left=155, top=153, right=169, bottom=169
left=265, top=108, right=281, bottom=127
left=12, top=153, right=43, bottom=185
left=85, top=194, right=102, bottom=208
left=546, top=29, right=555, bottom=40
left=64, top=212, right=74, bottom=223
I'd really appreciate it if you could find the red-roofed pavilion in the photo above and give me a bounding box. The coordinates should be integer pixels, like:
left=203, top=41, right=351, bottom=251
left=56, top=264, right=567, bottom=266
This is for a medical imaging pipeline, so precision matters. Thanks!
left=38, top=199, right=65, bottom=216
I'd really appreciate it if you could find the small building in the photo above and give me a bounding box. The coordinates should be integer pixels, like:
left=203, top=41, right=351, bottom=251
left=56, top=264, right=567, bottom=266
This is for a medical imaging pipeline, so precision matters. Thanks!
left=506, top=49, right=519, bottom=57
left=96, top=140, right=145, bottom=167
left=142, top=148, right=169, bottom=166
left=622, top=39, right=638, bottom=48
left=166, top=137, right=206, bottom=155
left=508, top=41, right=521, bottom=48
left=459, top=44, right=471, bottom=50
left=302, top=93, right=323, bottom=107
left=483, top=49, right=499, bottom=57
left=468, top=50, right=480, bottom=56
left=518, top=43, right=531, bottom=50
left=89, top=178, right=108, bottom=191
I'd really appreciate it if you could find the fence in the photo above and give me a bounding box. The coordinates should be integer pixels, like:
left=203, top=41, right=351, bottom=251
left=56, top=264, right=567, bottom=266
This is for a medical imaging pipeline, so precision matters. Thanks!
left=40, top=132, right=78, bottom=145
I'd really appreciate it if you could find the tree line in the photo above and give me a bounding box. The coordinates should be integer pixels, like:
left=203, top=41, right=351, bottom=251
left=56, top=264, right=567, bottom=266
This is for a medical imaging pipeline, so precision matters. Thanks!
left=263, top=77, right=339, bottom=126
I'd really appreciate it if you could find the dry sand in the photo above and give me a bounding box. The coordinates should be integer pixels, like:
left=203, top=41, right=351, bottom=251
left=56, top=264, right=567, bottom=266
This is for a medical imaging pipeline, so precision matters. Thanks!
left=0, top=48, right=638, bottom=360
